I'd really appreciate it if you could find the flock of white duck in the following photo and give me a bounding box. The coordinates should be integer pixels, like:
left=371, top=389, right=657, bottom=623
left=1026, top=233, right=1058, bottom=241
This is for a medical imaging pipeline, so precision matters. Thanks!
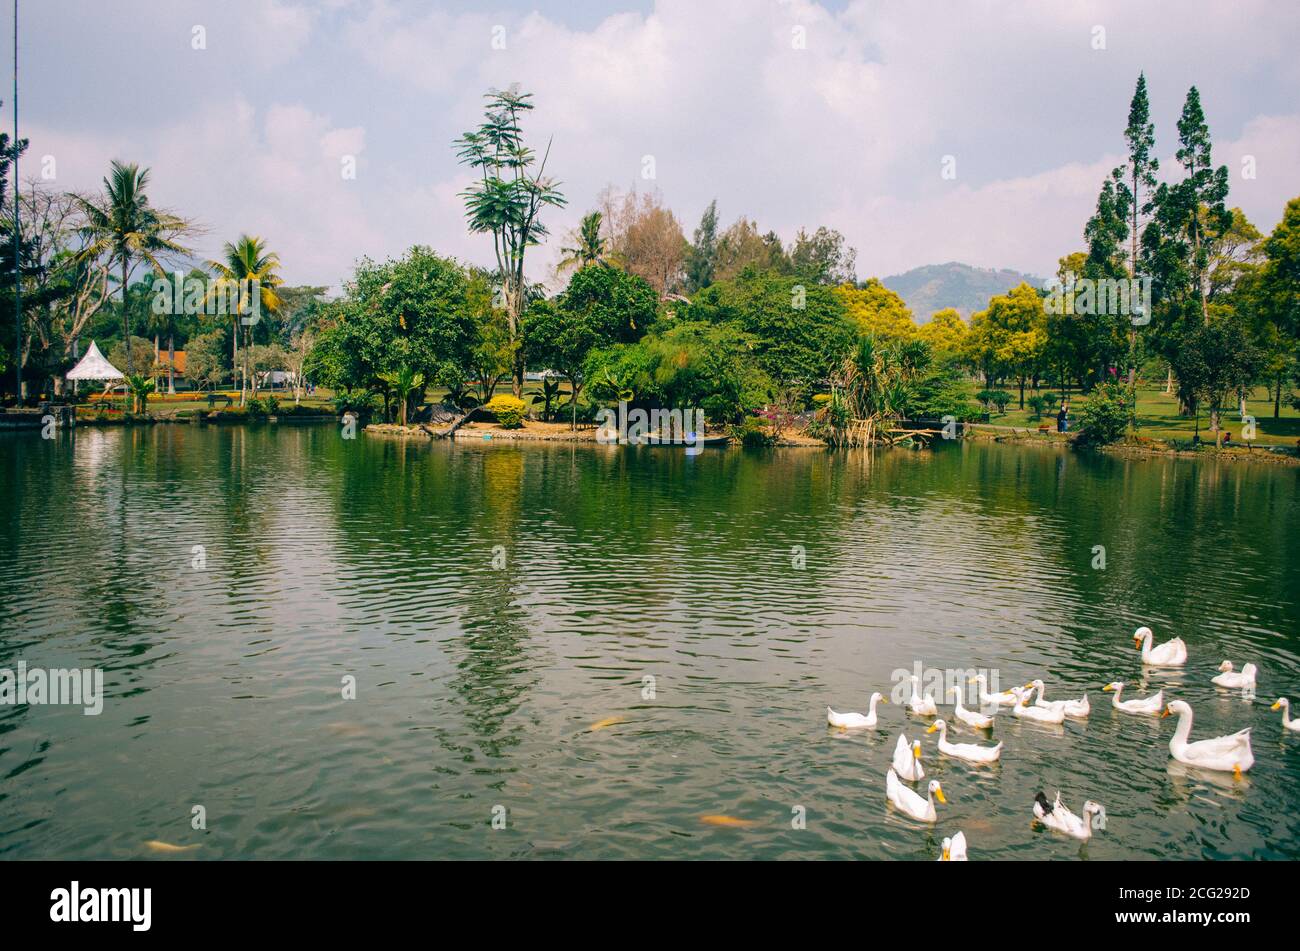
left=826, top=625, right=1299, bottom=860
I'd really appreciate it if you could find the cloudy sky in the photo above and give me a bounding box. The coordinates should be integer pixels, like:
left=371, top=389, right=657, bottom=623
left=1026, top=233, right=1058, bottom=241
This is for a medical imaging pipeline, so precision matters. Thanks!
left=16, top=0, right=1300, bottom=289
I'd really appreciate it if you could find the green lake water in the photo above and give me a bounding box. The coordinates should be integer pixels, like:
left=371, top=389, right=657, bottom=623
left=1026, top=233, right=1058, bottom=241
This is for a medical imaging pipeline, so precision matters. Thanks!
left=1, top=424, right=1298, bottom=859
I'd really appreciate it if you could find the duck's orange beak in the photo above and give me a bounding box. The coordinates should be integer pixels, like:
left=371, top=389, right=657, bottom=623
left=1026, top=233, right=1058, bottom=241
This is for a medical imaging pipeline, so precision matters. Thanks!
left=926, top=723, right=939, bottom=734
left=1160, top=706, right=1172, bottom=718
left=1102, top=684, right=1115, bottom=692
left=941, top=847, right=950, bottom=860
left=1272, top=701, right=1282, bottom=711
left=934, top=787, right=947, bottom=804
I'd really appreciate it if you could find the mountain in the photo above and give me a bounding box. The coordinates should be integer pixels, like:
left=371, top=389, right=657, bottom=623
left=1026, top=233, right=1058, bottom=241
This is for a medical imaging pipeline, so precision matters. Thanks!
left=881, top=262, right=1044, bottom=322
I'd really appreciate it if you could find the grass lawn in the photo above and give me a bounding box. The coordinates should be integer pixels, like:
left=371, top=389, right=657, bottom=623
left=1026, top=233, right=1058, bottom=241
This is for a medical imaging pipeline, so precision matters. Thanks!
left=979, top=384, right=1300, bottom=446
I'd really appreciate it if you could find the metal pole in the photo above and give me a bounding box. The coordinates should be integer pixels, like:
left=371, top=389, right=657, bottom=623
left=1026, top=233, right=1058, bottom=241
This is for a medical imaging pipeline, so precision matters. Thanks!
left=11, top=0, right=18, bottom=403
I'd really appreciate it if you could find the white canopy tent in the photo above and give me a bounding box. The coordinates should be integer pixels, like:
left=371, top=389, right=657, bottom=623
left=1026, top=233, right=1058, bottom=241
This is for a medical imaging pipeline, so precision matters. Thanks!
left=65, top=341, right=125, bottom=397
left=66, top=341, right=124, bottom=382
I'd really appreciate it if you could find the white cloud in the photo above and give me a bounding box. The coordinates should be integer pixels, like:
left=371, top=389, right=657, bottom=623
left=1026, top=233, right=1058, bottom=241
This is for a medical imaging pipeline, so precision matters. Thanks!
left=23, top=0, right=1300, bottom=286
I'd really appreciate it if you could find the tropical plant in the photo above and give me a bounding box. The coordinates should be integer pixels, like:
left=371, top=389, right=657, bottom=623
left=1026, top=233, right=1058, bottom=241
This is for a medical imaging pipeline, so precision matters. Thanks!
left=822, top=336, right=934, bottom=446
left=206, top=235, right=284, bottom=405
left=558, top=212, right=613, bottom=272
left=75, top=160, right=191, bottom=377
left=378, top=366, right=426, bottom=426
left=123, top=373, right=156, bottom=414
left=455, top=86, right=567, bottom=396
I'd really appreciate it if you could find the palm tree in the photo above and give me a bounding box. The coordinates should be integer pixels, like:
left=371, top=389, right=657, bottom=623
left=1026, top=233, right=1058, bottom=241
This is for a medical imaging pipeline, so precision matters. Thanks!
left=558, top=212, right=614, bottom=273
left=206, top=235, right=283, bottom=405
left=76, top=161, right=189, bottom=377
left=379, top=366, right=425, bottom=426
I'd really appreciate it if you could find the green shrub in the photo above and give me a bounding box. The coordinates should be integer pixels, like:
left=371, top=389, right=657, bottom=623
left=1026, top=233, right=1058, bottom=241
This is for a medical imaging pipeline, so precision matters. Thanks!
left=1026, top=395, right=1047, bottom=420
left=1075, top=381, right=1130, bottom=446
left=734, top=416, right=776, bottom=448
left=332, top=391, right=382, bottom=416
left=975, top=389, right=1014, bottom=414
left=484, top=394, right=527, bottom=428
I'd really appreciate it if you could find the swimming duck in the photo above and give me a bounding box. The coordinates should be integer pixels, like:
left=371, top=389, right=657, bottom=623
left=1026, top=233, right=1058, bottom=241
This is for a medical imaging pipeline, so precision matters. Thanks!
left=907, top=675, right=939, bottom=716
left=1134, top=626, right=1187, bottom=666
left=886, top=768, right=945, bottom=822
left=1033, top=790, right=1105, bottom=840
left=927, top=718, right=1003, bottom=763
left=1024, top=679, right=1090, bottom=718
left=948, top=685, right=994, bottom=729
left=891, top=733, right=925, bottom=781
left=1271, top=698, right=1300, bottom=733
left=1162, top=700, right=1253, bottom=777
left=937, top=831, right=968, bottom=861
left=1102, top=681, right=1164, bottom=716
left=1211, top=661, right=1257, bottom=690
left=827, top=692, right=886, bottom=729
left=968, top=673, right=1018, bottom=708
left=1010, top=686, right=1066, bottom=724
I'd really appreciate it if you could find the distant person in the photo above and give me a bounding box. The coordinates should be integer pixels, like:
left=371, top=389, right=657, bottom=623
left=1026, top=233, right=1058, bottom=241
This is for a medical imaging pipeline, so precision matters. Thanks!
left=1057, top=401, right=1070, bottom=433
left=1222, top=432, right=1232, bottom=446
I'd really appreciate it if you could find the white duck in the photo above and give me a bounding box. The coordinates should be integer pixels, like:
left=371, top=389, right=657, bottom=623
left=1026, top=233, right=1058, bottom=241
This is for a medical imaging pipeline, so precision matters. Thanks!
left=1102, top=681, right=1164, bottom=716
left=891, top=733, right=925, bottom=781
left=886, top=768, right=945, bottom=822
left=907, top=675, right=939, bottom=716
left=1162, top=700, right=1253, bottom=777
left=1033, top=791, right=1105, bottom=840
left=1134, top=626, right=1187, bottom=666
left=827, top=692, right=886, bottom=729
left=1025, top=679, right=1090, bottom=718
left=1010, top=686, right=1065, bottom=724
left=1271, top=698, right=1300, bottom=733
left=968, top=673, right=1018, bottom=707
left=1211, top=661, right=1257, bottom=690
left=927, top=718, right=1003, bottom=763
left=948, top=685, right=994, bottom=729
left=937, top=831, right=968, bottom=861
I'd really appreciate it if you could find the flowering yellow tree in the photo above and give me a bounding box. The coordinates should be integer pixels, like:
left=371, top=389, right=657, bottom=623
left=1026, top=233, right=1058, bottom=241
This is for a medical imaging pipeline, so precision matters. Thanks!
left=918, top=308, right=968, bottom=362
left=833, top=280, right=918, bottom=341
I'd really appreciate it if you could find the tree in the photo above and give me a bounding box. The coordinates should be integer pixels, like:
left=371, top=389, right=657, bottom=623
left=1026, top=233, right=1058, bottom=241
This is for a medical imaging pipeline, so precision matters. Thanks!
left=75, top=161, right=190, bottom=379
left=835, top=280, right=916, bottom=340
left=1168, top=313, right=1261, bottom=442
left=303, top=247, right=479, bottom=406
left=10, top=185, right=111, bottom=396
left=688, top=270, right=854, bottom=396
left=184, top=330, right=229, bottom=391
left=455, top=86, right=566, bottom=397
left=284, top=327, right=315, bottom=403
left=1116, top=73, right=1159, bottom=282
left=465, top=268, right=513, bottom=402
left=1249, top=196, right=1300, bottom=417
left=0, top=99, right=29, bottom=396
left=685, top=199, right=719, bottom=292
left=557, top=212, right=612, bottom=273
left=1150, top=87, right=1231, bottom=326
left=1255, top=196, right=1300, bottom=341
left=712, top=217, right=788, bottom=282
left=917, top=308, right=968, bottom=363
left=789, top=226, right=857, bottom=285
left=525, top=266, right=657, bottom=429
left=598, top=188, right=686, bottom=298
left=206, top=235, right=284, bottom=405
left=966, top=283, right=1046, bottom=407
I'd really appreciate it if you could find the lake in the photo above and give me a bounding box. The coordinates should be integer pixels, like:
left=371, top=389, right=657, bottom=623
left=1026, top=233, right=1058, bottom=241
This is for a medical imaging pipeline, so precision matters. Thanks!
left=1, top=424, right=1298, bottom=859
